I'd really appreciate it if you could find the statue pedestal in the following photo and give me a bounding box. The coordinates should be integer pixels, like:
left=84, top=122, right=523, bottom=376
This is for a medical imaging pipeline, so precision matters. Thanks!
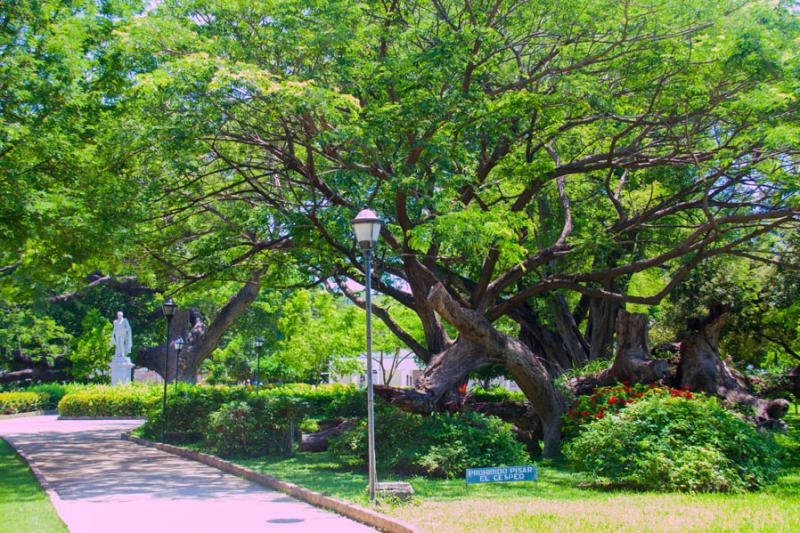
left=110, top=357, right=134, bottom=386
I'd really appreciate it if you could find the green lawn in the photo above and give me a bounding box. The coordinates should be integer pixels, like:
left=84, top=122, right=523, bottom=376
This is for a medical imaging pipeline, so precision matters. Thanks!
left=0, top=439, right=66, bottom=533
left=229, top=409, right=800, bottom=532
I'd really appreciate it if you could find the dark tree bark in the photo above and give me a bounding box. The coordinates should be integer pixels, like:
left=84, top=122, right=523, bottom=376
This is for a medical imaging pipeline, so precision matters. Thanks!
left=299, top=418, right=356, bottom=452
left=679, top=303, right=789, bottom=426
left=384, top=284, right=565, bottom=457
left=609, top=310, right=669, bottom=383
left=0, top=351, right=72, bottom=384
left=136, top=272, right=262, bottom=382
left=586, top=298, right=619, bottom=360
left=47, top=272, right=161, bottom=303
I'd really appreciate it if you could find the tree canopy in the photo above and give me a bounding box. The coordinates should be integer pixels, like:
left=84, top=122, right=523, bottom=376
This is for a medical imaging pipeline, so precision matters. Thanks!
left=1, top=0, right=798, bottom=455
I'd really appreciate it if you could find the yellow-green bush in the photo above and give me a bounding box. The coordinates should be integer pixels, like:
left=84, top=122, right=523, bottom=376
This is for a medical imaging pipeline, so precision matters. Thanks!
left=58, top=385, right=160, bottom=417
left=0, top=391, right=50, bottom=414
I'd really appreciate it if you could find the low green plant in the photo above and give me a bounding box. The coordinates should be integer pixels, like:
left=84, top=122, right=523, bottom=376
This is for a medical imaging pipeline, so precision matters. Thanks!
left=57, top=385, right=159, bottom=417
left=330, top=405, right=530, bottom=478
left=468, top=386, right=526, bottom=403
left=0, top=391, right=49, bottom=414
left=25, top=383, right=88, bottom=409
left=564, top=395, right=781, bottom=492
left=204, top=395, right=309, bottom=457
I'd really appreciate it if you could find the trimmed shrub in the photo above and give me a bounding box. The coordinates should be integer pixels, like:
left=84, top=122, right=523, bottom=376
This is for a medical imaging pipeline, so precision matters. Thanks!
left=26, top=383, right=89, bottom=409
left=58, top=385, right=160, bottom=417
left=206, top=402, right=257, bottom=457
left=140, top=383, right=364, bottom=441
left=141, top=384, right=248, bottom=440
left=330, top=406, right=530, bottom=478
left=204, top=395, right=309, bottom=457
left=564, top=395, right=781, bottom=492
left=0, top=391, right=49, bottom=414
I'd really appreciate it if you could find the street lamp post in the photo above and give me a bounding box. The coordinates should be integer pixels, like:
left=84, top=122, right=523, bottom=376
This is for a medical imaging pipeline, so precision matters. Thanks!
left=173, top=336, right=185, bottom=391
left=254, top=337, right=264, bottom=390
left=350, top=208, right=381, bottom=502
left=161, top=298, right=177, bottom=442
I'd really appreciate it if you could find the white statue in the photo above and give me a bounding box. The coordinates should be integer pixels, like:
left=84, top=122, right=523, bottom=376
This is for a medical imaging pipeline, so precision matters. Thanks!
left=111, top=311, right=133, bottom=359
left=109, top=311, right=134, bottom=385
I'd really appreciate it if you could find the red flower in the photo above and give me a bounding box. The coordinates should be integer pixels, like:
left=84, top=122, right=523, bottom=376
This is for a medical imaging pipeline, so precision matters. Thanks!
left=607, top=396, right=618, bottom=405
left=684, top=385, right=690, bottom=390
left=594, top=413, right=604, bottom=419
left=685, top=392, right=693, bottom=399
left=580, top=411, right=590, bottom=416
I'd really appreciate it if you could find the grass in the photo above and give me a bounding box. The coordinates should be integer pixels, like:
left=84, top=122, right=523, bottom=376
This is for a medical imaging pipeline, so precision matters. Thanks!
left=225, top=408, right=800, bottom=532
left=0, top=439, right=66, bottom=533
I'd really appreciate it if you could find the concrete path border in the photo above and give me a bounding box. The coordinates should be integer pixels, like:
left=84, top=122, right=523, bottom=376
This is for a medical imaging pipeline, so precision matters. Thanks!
left=121, top=433, right=418, bottom=533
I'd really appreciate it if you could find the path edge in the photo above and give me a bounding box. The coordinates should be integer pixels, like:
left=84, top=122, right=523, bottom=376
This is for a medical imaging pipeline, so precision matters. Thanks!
left=121, top=432, right=419, bottom=533
left=1, top=435, right=69, bottom=531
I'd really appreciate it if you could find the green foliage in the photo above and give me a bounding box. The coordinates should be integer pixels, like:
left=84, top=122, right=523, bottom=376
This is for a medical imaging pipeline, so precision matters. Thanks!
left=57, top=385, right=160, bottom=417
left=23, top=383, right=88, bottom=409
left=205, top=401, right=259, bottom=457
left=330, top=406, right=529, bottom=478
left=564, top=395, right=781, bottom=492
left=0, top=306, right=71, bottom=365
left=0, top=391, right=49, bottom=414
left=140, top=383, right=364, bottom=441
left=468, top=386, right=526, bottom=403
left=69, top=310, right=113, bottom=379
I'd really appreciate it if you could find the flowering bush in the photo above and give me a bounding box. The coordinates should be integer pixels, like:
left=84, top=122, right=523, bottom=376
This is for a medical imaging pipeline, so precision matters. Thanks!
left=563, top=382, right=695, bottom=438
left=564, top=395, right=780, bottom=492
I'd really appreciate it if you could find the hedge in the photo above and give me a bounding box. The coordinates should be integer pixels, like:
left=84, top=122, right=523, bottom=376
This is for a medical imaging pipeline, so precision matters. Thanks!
left=140, top=383, right=365, bottom=443
left=0, top=391, right=50, bottom=414
left=58, top=385, right=160, bottom=417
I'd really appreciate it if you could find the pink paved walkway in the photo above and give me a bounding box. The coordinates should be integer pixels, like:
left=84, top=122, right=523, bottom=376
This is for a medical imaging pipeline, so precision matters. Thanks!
left=0, top=416, right=374, bottom=533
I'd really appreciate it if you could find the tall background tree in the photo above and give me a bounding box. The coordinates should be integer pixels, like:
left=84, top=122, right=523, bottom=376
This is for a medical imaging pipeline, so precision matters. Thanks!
left=111, top=0, right=798, bottom=455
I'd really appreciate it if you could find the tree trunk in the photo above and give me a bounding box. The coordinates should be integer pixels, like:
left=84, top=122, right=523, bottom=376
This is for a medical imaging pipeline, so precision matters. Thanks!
left=587, top=298, right=618, bottom=360
left=426, top=284, right=564, bottom=457
left=679, top=303, right=789, bottom=426
left=0, top=352, right=72, bottom=384
left=136, top=272, right=262, bottom=382
left=549, top=295, right=589, bottom=367
left=609, top=310, right=669, bottom=383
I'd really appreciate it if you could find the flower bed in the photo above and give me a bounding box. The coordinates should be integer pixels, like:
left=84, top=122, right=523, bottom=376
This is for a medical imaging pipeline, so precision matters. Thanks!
left=563, top=382, right=695, bottom=438
left=58, top=385, right=160, bottom=417
left=0, top=391, right=50, bottom=415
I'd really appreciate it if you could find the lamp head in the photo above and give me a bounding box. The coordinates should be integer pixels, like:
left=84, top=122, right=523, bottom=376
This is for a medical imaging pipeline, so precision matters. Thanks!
left=173, top=336, right=185, bottom=351
left=162, top=298, right=177, bottom=319
left=350, top=208, right=382, bottom=251
left=254, top=337, right=264, bottom=349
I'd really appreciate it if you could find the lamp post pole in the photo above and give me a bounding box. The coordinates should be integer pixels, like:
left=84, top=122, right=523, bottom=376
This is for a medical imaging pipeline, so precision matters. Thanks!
left=161, top=298, right=176, bottom=442
left=364, top=247, right=377, bottom=502
left=254, top=338, right=264, bottom=390
left=173, top=337, right=185, bottom=392
left=350, top=208, right=381, bottom=503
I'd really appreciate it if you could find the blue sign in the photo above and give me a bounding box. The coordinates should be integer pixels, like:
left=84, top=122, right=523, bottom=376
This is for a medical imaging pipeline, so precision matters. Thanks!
left=466, top=465, right=538, bottom=484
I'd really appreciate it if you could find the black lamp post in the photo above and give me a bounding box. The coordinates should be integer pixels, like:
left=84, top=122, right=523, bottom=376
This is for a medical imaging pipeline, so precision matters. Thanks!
left=173, top=336, right=185, bottom=390
left=350, top=208, right=381, bottom=502
left=161, top=298, right=177, bottom=442
left=254, top=337, right=264, bottom=390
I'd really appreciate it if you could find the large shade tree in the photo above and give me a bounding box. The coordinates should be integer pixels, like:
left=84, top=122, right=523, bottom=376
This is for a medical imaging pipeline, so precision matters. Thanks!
left=116, top=0, right=799, bottom=455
